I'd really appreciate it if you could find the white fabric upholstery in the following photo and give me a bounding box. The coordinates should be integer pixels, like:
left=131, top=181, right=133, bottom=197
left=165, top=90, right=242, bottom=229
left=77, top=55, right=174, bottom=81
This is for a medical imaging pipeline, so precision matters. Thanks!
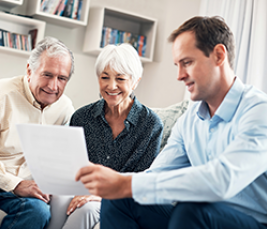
left=0, top=210, right=7, bottom=225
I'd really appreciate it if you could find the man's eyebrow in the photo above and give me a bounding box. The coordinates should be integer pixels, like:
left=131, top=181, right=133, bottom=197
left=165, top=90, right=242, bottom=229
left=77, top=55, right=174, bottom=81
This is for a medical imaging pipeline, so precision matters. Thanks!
left=42, top=71, right=53, bottom=75
left=174, top=57, right=193, bottom=66
left=179, top=57, right=191, bottom=63
left=59, top=75, right=69, bottom=80
left=42, top=71, right=69, bottom=79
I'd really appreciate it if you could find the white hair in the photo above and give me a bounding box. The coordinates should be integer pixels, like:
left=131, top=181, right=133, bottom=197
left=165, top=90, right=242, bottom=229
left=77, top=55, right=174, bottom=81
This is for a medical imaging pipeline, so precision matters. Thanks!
left=95, top=43, right=143, bottom=85
left=27, top=36, right=74, bottom=77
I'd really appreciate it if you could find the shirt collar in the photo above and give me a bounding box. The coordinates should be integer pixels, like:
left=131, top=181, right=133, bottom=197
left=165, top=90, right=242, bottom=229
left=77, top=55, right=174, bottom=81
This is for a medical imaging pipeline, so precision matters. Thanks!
left=126, top=98, right=141, bottom=126
left=197, top=77, right=245, bottom=122
left=92, top=99, right=104, bottom=118
left=23, top=75, right=52, bottom=110
left=93, top=97, right=141, bottom=126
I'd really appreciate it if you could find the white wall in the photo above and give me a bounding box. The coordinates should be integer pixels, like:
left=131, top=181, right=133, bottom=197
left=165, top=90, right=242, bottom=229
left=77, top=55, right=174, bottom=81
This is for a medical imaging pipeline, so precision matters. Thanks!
left=0, top=0, right=201, bottom=109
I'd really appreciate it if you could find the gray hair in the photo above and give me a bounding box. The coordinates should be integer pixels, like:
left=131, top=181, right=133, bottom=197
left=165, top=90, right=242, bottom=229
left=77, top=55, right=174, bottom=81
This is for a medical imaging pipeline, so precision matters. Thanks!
left=95, top=43, right=143, bottom=85
left=27, top=36, right=74, bottom=77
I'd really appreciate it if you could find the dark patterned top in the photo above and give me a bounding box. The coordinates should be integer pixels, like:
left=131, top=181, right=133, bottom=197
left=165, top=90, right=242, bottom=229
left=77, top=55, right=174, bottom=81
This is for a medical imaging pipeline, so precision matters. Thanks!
left=70, top=98, right=163, bottom=172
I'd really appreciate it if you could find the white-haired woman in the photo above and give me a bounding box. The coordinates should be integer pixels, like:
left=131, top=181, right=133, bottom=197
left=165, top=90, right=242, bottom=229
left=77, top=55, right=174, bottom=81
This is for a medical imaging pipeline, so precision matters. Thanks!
left=47, top=43, right=163, bottom=229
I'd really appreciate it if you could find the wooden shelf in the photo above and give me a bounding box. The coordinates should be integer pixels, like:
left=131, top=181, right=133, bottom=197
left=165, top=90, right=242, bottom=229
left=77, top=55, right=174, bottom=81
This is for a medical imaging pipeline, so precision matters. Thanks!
left=0, top=11, right=45, bottom=55
left=83, top=6, right=157, bottom=63
left=26, top=0, right=90, bottom=28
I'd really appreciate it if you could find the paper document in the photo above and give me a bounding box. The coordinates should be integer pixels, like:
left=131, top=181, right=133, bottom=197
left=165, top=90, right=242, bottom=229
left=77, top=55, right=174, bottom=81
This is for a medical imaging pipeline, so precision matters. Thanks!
left=16, top=124, right=90, bottom=195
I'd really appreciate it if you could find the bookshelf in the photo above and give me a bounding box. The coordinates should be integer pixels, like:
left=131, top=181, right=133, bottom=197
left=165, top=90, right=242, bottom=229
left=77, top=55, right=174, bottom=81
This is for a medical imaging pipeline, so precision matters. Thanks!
left=0, top=11, right=45, bottom=56
left=25, top=0, right=90, bottom=28
left=0, top=0, right=23, bottom=9
left=83, top=6, right=158, bottom=63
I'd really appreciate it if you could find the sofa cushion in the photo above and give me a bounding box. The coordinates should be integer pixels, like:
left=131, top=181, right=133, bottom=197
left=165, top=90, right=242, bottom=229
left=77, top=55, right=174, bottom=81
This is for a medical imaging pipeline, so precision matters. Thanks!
left=0, top=210, right=6, bottom=225
left=151, top=100, right=189, bottom=152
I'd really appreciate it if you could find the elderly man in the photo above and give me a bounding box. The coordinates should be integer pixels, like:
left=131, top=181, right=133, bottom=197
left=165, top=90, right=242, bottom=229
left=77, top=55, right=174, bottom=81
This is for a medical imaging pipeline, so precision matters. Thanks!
left=76, top=16, right=267, bottom=229
left=0, top=37, right=75, bottom=229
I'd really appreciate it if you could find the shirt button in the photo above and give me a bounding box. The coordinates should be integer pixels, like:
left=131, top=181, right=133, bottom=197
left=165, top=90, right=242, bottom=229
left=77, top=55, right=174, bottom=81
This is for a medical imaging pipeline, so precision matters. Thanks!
left=210, top=128, right=214, bottom=133
left=107, top=156, right=110, bottom=159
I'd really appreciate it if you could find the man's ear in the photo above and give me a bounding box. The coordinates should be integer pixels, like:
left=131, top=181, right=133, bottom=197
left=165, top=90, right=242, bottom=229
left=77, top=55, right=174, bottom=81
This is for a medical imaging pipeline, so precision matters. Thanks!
left=213, top=44, right=227, bottom=67
left=26, top=64, right=31, bottom=82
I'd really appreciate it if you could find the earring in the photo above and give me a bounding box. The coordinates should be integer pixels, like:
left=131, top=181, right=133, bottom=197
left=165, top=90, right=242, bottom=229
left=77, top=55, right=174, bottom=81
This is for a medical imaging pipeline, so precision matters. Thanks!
left=130, top=91, right=135, bottom=99
left=99, top=93, right=102, bottom=99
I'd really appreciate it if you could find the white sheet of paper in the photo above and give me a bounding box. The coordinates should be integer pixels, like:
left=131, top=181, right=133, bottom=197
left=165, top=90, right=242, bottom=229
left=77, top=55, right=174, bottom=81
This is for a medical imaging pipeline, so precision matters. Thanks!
left=16, top=124, right=90, bottom=195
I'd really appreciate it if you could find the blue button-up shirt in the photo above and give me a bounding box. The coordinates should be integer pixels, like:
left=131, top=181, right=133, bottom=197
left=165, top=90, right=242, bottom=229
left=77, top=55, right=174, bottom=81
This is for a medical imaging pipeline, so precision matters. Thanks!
left=70, top=98, right=163, bottom=173
left=132, top=77, right=267, bottom=223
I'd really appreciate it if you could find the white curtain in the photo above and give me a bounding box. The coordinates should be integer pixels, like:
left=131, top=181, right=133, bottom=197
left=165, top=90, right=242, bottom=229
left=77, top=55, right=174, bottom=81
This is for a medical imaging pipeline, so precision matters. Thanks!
left=198, top=0, right=267, bottom=93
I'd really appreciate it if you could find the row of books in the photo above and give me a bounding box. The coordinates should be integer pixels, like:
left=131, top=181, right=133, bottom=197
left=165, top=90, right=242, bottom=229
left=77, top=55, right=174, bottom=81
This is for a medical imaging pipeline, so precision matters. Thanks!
left=0, top=28, right=38, bottom=52
left=100, top=27, right=147, bottom=57
left=40, top=0, right=83, bottom=20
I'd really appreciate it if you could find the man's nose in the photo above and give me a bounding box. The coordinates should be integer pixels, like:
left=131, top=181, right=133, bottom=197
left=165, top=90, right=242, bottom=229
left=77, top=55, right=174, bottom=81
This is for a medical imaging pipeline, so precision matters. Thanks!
left=48, top=77, right=58, bottom=91
left=177, top=66, right=187, bottom=81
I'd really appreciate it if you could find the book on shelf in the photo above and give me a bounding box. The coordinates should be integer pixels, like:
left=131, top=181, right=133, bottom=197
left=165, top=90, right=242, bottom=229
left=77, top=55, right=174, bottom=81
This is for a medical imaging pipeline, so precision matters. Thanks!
left=62, top=0, right=74, bottom=18
left=0, top=28, right=32, bottom=52
left=0, top=30, right=3, bottom=47
left=57, top=0, right=68, bottom=16
left=137, top=35, right=146, bottom=57
left=2, top=30, right=8, bottom=48
left=77, top=0, right=83, bottom=20
left=7, top=32, right=13, bottom=48
left=40, top=0, right=60, bottom=13
left=49, top=0, right=62, bottom=14
left=100, top=27, right=147, bottom=57
left=110, top=29, right=118, bottom=45
left=40, top=0, right=82, bottom=20
left=71, top=0, right=79, bottom=19
left=40, top=0, right=50, bottom=12
left=28, top=28, right=38, bottom=50
left=129, top=34, right=138, bottom=51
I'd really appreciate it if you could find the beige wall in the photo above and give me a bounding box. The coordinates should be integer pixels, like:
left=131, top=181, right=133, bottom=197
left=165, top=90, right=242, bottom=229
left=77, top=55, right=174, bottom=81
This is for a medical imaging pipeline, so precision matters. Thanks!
left=0, top=0, right=201, bottom=109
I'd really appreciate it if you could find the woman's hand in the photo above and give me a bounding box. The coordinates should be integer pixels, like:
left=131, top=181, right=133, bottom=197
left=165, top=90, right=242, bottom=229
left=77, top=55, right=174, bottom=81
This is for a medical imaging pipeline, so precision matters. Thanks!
left=66, top=195, right=102, bottom=215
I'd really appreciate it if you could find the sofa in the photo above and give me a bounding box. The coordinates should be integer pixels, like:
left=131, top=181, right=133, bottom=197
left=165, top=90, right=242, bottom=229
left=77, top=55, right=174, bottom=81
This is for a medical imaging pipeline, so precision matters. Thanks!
left=0, top=100, right=190, bottom=228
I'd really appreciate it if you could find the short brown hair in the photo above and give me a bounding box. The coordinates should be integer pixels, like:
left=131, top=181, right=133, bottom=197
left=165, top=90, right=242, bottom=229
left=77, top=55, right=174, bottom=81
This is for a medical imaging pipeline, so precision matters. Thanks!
left=168, top=16, right=235, bottom=69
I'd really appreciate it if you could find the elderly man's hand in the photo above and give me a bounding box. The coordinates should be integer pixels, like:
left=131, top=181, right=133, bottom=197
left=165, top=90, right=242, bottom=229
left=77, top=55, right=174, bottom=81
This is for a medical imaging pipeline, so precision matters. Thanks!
left=75, top=164, right=132, bottom=199
left=13, top=180, right=50, bottom=203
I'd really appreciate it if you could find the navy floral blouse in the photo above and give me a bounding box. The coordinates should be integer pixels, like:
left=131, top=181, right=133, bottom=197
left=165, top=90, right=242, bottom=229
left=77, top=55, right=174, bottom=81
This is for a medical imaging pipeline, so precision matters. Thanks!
left=70, top=98, right=163, bottom=172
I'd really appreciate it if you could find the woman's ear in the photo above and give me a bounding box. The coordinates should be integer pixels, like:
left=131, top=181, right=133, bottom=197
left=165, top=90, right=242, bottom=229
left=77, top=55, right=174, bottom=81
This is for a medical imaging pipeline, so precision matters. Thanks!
left=213, top=44, right=227, bottom=67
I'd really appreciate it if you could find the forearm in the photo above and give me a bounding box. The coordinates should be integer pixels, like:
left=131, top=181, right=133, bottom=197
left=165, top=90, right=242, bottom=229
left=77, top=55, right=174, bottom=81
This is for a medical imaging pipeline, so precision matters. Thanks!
left=132, top=151, right=267, bottom=205
left=0, top=172, right=23, bottom=192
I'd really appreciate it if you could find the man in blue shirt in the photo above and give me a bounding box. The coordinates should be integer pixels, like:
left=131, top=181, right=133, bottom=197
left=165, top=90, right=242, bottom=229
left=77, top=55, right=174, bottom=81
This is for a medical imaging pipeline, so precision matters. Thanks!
left=76, top=16, right=267, bottom=229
